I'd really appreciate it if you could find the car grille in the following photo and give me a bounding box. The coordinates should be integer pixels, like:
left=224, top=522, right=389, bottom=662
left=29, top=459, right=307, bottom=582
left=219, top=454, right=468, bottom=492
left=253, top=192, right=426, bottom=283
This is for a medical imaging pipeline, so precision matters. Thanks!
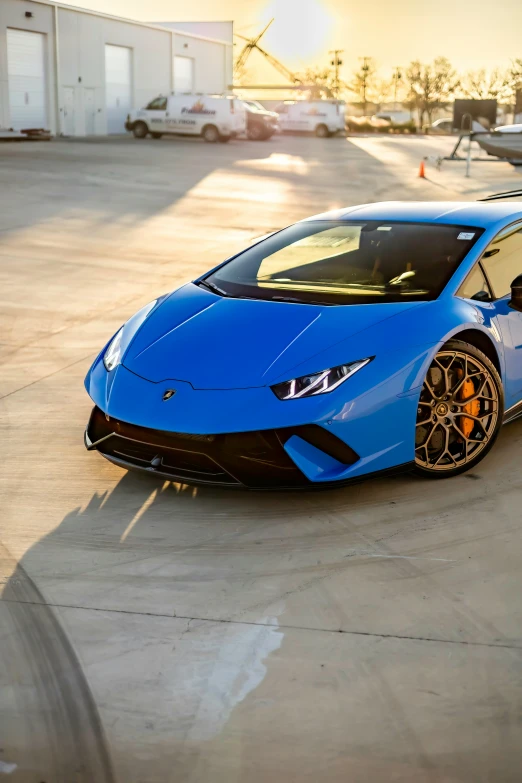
left=86, top=406, right=359, bottom=488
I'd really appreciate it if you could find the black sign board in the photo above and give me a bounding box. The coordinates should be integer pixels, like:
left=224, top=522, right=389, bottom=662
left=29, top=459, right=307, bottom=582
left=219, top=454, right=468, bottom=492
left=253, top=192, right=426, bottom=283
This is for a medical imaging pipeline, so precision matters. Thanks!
left=453, top=99, right=497, bottom=131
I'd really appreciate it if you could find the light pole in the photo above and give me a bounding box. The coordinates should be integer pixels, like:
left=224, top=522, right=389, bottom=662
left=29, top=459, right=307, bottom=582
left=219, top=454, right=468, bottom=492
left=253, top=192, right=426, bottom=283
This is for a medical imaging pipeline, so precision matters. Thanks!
left=393, top=66, right=402, bottom=109
left=329, top=50, right=344, bottom=98
left=360, top=56, right=371, bottom=116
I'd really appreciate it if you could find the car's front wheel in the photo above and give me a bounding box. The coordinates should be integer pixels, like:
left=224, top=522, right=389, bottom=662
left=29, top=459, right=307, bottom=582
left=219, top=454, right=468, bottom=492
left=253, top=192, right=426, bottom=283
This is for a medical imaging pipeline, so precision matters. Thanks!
left=414, top=340, right=503, bottom=478
left=247, top=125, right=266, bottom=141
left=132, top=121, right=149, bottom=139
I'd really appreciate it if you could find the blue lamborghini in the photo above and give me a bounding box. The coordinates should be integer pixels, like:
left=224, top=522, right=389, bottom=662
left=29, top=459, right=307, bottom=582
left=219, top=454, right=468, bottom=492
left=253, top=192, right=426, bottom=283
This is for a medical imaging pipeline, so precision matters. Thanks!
left=85, top=193, right=522, bottom=488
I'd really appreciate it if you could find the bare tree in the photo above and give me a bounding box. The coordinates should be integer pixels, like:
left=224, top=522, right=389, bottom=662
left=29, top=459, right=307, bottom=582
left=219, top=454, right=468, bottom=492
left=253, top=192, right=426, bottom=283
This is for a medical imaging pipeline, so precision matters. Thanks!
left=406, top=57, right=459, bottom=126
left=508, top=60, right=522, bottom=121
left=460, top=68, right=512, bottom=100
left=296, top=66, right=335, bottom=99
left=372, top=78, right=393, bottom=111
left=509, top=59, right=522, bottom=89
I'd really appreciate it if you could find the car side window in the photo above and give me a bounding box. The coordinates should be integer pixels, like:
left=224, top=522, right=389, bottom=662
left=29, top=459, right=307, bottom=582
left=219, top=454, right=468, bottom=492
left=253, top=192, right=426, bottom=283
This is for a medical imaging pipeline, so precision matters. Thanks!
left=481, top=223, right=522, bottom=299
left=146, top=97, right=167, bottom=111
left=457, top=263, right=492, bottom=301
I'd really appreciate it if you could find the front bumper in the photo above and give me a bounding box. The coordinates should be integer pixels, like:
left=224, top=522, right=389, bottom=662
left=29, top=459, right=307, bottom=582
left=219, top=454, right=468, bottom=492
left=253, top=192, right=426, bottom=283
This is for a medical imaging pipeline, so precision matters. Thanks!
left=85, top=406, right=361, bottom=489
left=85, top=347, right=429, bottom=487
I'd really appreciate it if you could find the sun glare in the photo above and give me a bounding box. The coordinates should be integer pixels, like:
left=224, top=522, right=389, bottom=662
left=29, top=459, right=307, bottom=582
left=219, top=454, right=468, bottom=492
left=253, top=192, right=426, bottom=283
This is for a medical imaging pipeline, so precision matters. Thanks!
left=260, top=0, right=334, bottom=64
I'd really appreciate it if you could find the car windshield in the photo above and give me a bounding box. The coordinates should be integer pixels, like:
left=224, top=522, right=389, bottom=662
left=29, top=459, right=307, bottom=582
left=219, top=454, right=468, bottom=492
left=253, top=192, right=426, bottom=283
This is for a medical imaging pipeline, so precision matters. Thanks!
left=203, top=221, right=483, bottom=305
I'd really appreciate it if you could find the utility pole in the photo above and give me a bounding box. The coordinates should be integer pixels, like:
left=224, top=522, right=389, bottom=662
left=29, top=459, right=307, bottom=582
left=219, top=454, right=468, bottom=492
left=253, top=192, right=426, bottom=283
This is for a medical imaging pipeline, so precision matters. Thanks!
left=329, top=50, right=344, bottom=98
left=392, top=66, right=402, bottom=109
left=360, top=56, right=371, bottom=116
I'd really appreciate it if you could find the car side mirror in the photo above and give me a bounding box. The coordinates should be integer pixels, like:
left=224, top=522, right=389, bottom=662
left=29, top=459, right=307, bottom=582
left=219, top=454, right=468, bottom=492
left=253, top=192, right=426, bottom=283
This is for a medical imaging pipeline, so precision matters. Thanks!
left=509, top=274, right=522, bottom=312
left=471, top=290, right=491, bottom=302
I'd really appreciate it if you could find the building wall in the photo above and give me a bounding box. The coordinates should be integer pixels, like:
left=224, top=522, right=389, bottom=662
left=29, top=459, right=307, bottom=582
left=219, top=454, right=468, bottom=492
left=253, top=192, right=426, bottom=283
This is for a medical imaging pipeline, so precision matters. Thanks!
left=159, top=21, right=233, bottom=44
left=0, top=0, right=232, bottom=136
left=56, top=7, right=171, bottom=135
left=173, top=32, right=231, bottom=95
left=0, top=0, right=57, bottom=131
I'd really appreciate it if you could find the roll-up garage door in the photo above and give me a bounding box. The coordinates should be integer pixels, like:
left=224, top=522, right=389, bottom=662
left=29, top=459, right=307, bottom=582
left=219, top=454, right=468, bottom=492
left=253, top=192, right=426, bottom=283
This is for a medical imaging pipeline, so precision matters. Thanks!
left=105, top=45, right=132, bottom=134
left=7, top=29, right=48, bottom=130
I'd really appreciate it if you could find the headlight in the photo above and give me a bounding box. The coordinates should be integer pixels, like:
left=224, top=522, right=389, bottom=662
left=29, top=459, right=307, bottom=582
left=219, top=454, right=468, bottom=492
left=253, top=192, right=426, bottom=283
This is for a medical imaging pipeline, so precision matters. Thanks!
left=271, top=358, right=373, bottom=400
left=103, top=328, right=124, bottom=371
left=101, top=299, right=158, bottom=373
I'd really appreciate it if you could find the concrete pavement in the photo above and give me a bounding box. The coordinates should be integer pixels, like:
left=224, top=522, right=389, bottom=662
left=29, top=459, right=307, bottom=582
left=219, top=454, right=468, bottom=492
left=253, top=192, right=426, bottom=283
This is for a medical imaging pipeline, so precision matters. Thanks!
left=1, top=133, right=522, bottom=782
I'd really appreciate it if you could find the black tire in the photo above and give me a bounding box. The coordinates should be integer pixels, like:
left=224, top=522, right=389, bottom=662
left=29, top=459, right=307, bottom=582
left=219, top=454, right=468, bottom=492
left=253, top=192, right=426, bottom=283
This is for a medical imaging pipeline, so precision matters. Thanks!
left=414, top=339, right=503, bottom=479
left=202, top=125, right=219, bottom=143
left=132, top=121, right=149, bottom=139
left=315, top=124, right=330, bottom=138
left=247, top=125, right=266, bottom=141
left=151, top=132, right=163, bottom=139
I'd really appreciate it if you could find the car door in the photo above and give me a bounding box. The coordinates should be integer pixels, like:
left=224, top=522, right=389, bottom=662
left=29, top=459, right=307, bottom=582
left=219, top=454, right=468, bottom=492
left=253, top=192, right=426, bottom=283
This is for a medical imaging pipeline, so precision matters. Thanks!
left=145, top=96, right=167, bottom=132
left=480, top=222, right=522, bottom=410
left=287, top=103, right=306, bottom=132
left=275, top=102, right=289, bottom=131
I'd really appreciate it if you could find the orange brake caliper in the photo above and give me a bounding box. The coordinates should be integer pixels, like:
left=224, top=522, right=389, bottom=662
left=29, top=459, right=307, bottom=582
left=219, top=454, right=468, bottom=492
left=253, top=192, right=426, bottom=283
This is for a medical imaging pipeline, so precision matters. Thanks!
left=460, top=377, right=480, bottom=438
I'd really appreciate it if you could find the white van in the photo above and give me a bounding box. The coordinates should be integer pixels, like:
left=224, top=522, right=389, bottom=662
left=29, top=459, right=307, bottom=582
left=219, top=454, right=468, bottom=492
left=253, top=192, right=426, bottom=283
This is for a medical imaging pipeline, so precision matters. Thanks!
left=275, top=100, right=345, bottom=137
left=125, top=94, right=246, bottom=143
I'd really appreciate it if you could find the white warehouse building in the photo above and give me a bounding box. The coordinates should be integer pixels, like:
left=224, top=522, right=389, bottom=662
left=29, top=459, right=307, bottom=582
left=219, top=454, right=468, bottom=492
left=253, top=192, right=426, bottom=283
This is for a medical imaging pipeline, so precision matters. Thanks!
left=0, top=0, right=234, bottom=136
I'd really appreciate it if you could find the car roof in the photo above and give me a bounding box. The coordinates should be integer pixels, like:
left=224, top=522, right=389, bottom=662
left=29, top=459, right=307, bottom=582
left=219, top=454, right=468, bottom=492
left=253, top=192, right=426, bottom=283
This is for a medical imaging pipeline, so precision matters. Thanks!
left=304, top=201, right=522, bottom=230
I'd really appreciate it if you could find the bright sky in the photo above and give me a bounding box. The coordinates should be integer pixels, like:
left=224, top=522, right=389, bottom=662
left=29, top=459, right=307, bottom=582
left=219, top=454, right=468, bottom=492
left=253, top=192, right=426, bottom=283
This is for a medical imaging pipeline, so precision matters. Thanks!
left=78, top=0, right=522, bottom=82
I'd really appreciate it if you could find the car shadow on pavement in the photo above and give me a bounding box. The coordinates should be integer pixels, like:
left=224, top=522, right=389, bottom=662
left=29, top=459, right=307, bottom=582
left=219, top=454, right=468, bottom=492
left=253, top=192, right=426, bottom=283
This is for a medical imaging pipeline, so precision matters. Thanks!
left=0, top=466, right=399, bottom=781
left=2, top=416, right=522, bottom=781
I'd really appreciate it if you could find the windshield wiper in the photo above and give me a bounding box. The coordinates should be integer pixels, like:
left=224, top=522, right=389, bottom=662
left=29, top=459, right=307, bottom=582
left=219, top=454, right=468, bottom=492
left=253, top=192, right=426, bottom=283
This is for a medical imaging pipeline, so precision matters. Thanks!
left=198, top=279, right=230, bottom=297
left=270, top=295, right=333, bottom=305
left=198, top=280, right=260, bottom=301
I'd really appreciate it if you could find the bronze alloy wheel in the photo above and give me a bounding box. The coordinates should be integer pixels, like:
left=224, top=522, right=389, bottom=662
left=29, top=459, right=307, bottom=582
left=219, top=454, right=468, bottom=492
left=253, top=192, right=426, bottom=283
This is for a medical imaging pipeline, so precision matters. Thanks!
left=414, top=340, right=503, bottom=477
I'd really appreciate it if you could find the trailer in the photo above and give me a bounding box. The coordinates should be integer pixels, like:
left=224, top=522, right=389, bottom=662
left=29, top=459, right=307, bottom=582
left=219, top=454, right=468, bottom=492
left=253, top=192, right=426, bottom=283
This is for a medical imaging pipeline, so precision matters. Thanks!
left=437, top=131, right=522, bottom=177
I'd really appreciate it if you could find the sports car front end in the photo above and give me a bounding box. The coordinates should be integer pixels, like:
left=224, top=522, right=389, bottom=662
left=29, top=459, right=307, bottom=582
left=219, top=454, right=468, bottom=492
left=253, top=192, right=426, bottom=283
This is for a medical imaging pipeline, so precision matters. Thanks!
left=85, top=215, right=486, bottom=488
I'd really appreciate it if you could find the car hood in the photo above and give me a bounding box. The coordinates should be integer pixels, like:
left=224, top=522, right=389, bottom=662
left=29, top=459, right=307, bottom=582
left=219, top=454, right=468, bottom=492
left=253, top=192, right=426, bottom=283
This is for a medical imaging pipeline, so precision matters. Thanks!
left=123, top=283, right=422, bottom=389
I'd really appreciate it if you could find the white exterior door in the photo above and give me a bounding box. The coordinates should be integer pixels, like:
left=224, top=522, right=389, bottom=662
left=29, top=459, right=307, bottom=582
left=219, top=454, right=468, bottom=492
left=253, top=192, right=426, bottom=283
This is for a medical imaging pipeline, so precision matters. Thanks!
left=174, top=56, right=194, bottom=93
left=105, top=44, right=132, bottom=134
left=84, top=88, right=96, bottom=135
left=63, top=87, right=75, bottom=135
left=7, top=29, right=47, bottom=130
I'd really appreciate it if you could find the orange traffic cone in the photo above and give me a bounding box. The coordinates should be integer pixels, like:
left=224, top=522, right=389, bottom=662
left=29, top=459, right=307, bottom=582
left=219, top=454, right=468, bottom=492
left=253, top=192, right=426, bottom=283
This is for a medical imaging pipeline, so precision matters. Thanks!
left=418, top=160, right=426, bottom=178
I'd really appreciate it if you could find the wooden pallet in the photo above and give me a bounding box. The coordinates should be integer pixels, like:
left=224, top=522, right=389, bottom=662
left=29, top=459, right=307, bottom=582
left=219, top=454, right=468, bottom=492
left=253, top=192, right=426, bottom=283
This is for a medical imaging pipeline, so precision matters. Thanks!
left=0, top=128, right=52, bottom=141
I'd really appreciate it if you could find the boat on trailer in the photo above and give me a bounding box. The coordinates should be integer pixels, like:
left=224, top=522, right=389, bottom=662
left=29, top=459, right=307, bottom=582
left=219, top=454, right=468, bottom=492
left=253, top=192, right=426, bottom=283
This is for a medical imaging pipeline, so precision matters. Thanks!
left=476, top=132, right=522, bottom=160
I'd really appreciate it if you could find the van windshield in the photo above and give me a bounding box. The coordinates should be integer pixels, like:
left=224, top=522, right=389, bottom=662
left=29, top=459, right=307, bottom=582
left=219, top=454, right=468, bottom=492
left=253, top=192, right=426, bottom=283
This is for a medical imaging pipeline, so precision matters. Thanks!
left=244, top=100, right=266, bottom=112
left=202, top=221, right=483, bottom=305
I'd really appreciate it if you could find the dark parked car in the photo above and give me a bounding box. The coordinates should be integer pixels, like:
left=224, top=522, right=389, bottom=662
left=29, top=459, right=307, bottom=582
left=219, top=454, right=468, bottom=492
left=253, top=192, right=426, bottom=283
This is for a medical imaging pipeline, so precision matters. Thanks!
left=242, top=100, right=279, bottom=141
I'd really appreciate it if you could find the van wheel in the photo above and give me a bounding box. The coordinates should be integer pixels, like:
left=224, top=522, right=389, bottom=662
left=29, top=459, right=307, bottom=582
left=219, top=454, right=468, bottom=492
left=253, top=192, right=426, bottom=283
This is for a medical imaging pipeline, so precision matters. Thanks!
left=315, top=124, right=330, bottom=138
left=247, top=125, right=264, bottom=141
left=202, top=125, right=219, bottom=143
left=132, top=121, right=149, bottom=139
left=151, top=132, right=163, bottom=139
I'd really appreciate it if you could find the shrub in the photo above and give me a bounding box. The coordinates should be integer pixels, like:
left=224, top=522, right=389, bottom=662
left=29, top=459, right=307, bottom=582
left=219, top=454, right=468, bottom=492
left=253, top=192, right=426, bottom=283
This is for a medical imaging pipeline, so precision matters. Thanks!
left=346, top=117, right=417, bottom=134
